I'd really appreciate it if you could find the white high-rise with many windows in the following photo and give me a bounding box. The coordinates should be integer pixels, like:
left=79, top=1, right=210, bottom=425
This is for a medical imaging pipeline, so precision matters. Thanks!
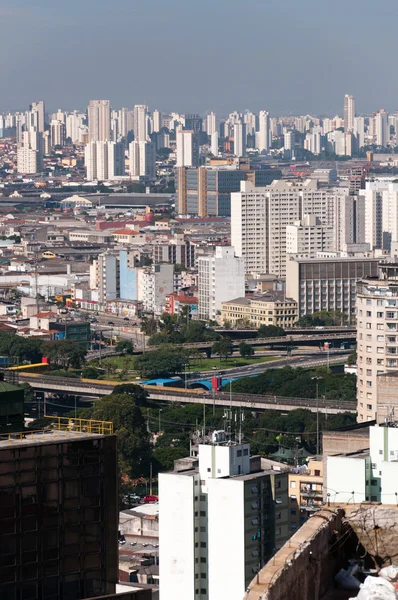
left=233, top=122, right=246, bottom=157
left=206, top=112, right=216, bottom=136
left=88, top=100, right=111, bottom=142
left=133, top=104, right=149, bottom=142
left=258, top=110, right=270, bottom=153
left=129, top=140, right=156, bottom=180
left=344, top=94, right=355, bottom=131
left=176, top=128, right=199, bottom=167
left=85, top=141, right=125, bottom=180
left=198, top=246, right=245, bottom=321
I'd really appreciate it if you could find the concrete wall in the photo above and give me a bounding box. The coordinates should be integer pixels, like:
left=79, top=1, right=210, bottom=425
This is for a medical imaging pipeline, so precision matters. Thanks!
left=377, top=372, right=398, bottom=423
left=119, top=514, right=158, bottom=538
left=244, top=509, right=345, bottom=600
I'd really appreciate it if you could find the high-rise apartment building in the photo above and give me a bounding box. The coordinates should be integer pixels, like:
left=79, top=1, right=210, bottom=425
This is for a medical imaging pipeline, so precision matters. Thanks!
left=354, top=116, right=365, bottom=148
left=159, top=440, right=289, bottom=600
left=206, top=112, right=216, bottom=136
left=374, top=110, right=389, bottom=147
left=176, top=129, right=199, bottom=167
left=356, top=262, right=398, bottom=422
left=210, top=132, right=218, bottom=156
left=88, top=100, right=111, bottom=142
left=30, top=100, right=45, bottom=133
left=17, top=129, right=43, bottom=174
left=231, top=179, right=333, bottom=277
left=50, top=119, right=66, bottom=147
left=129, top=141, right=156, bottom=180
left=133, top=105, right=149, bottom=142
left=98, top=252, right=120, bottom=306
left=198, top=246, right=245, bottom=321
left=286, top=215, right=335, bottom=259
left=0, top=421, right=118, bottom=600
left=257, top=110, right=270, bottom=153
left=152, top=109, right=161, bottom=133
left=344, top=94, right=355, bottom=131
left=233, top=122, right=246, bottom=157
left=85, top=141, right=125, bottom=181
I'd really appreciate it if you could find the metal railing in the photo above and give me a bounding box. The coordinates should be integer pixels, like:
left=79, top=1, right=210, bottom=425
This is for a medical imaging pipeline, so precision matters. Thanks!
left=0, top=417, right=113, bottom=443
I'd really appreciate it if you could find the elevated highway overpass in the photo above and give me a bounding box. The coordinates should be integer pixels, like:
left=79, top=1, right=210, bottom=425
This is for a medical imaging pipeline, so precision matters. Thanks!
left=18, top=374, right=356, bottom=415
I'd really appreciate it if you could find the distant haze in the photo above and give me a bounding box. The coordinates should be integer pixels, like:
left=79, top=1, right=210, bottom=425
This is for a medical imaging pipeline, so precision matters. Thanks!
left=1, top=0, right=397, bottom=116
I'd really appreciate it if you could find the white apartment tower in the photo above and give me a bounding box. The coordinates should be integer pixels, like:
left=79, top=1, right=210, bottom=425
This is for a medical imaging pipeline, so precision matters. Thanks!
left=17, top=129, right=43, bottom=174
left=207, top=112, right=216, bottom=136
left=133, top=104, right=149, bottom=142
left=344, top=94, right=355, bottom=131
left=354, top=116, right=365, bottom=148
left=30, top=101, right=45, bottom=133
left=286, top=215, right=334, bottom=259
left=356, top=263, right=398, bottom=422
left=159, top=441, right=280, bottom=600
left=129, top=141, right=156, bottom=180
left=50, top=120, right=66, bottom=147
left=152, top=109, right=161, bottom=133
left=375, top=110, right=389, bottom=147
left=233, top=122, right=246, bottom=157
left=231, top=179, right=334, bottom=277
left=210, top=131, right=219, bottom=156
left=98, top=252, right=120, bottom=305
left=198, top=246, right=245, bottom=321
left=88, top=100, right=111, bottom=142
left=85, top=141, right=125, bottom=180
left=258, top=110, right=270, bottom=153
left=176, top=128, right=199, bottom=167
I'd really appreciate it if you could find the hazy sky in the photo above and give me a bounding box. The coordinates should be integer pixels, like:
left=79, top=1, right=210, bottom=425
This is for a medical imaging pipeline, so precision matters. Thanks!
left=1, top=0, right=398, bottom=116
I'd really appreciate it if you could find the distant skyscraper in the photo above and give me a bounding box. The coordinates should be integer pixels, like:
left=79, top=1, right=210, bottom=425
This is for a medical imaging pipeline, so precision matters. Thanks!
left=50, top=120, right=66, bottom=147
left=354, top=116, right=365, bottom=148
left=344, top=94, right=355, bottom=131
left=133, top=104, right=149, bottom=142
left=184, top=114, right=202, bottom=133
left=129, top=140, right=156, bottom=180
left=375, top=110, right=389, bottom=147
left=207, top=112, right=216, bottom=136
left=85, top=141, right=125, bottom=180
left=88, top=100, right=111, bottom=142
left=211, top=131, right=219, bottom=156
left=153, top=109, right=161, bottom=133
left=17, top=129, right=43, bottom=174
left=30, top=100, right=45, bottom=133
left=258, top=110, right=270, bottom=153
left=176, top=128, right=199, bottom=167
left=233, top=122, right=246, bottom=157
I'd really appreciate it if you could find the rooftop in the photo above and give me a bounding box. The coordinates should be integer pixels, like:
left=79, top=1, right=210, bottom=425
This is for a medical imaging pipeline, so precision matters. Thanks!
left=0, top=417, right=113, bottom=448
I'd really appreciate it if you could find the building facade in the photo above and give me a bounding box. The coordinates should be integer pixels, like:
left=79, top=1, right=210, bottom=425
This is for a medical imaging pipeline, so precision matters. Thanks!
left=286, top=256, right=379, bottom=322
left=221, top=292, right=298, bottom=328
left=198, top=246, right=245, bottom=321
left=0, top=424, right=118, bottom=600
left=159, top=441, right=289, bottom=600
left=356, top=262, right=398, bottom=422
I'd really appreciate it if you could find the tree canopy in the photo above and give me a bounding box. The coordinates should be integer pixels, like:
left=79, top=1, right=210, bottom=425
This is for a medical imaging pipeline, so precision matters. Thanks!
left=88, top=393, right=151, bottom=477
left=41, top=340, right=87, bottom=370
left=296, top=311, right=347, bottom=327
left=257, top=325, right=286, bottom=338
left=212, top=337, right=233, bottom=363
left=134, top=347, right=189, bottom=378
left=229, top=366, right=356, bottom=402
left=149, top=317, right=220, bottom=346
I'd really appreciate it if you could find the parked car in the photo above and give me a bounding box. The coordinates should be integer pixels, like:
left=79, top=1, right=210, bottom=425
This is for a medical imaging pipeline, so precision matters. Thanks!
left=144, top=495, right=158, bottom=503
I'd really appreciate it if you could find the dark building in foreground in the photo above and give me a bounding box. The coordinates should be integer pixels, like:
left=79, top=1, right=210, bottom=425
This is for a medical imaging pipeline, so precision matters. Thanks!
left=0, top=381, right=25, bottom=433
left=0, top=423, right=118, bottom=600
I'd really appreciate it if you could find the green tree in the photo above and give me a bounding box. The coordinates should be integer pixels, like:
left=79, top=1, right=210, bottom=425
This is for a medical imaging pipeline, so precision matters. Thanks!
left=41, top=340, right=87, bottom=370
left=82, top=366, right=101, bottom=379
left=347, top=349, right=357, bottom=365
left=141, top=316, right=158, bottom=336
left=296, top=310, right=347, bottom=327
left=112, top=384, right=149, bottom=406
left=258, top=325, right=286, bottom=338
left=212, top=337, right=233, bottom=363
left=88, top=393, right=151, bottom=477
left=134, top=347, right=189, bottom=378
left=116, top=340, right=134, bottom=355
left=239, top=341, right=254, bottom=357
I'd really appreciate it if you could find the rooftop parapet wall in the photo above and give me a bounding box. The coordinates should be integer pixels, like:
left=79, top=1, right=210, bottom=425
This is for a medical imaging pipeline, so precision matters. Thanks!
left=244, top=509, right=346, bottom=600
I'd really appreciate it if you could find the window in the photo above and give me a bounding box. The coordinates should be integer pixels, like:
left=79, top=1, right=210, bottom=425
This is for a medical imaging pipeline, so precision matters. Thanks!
left=379, top=450, right=383, bottom=455
left=276, top=512, right=281, bottom=520
left=371, top=479, right=377, bottom=486
left=291, top=509, right=297, bottom=516
left=275, top=497, right=282, bottom=504
left=207, top=468, right=211, bottom=473
left=201, top=573, right=207, bottom=579
left=200, top=511, right=206, bottom=517
left=290, top=481, right=296, bottom=489
left=276, top=480, right=281, bottom=489
left=252, top=518, right=259, bottom=525
left=314, top=470, right=320, bottom=477
left=243, top=449, right=249, bottom=456
left=200, top=542, right=206, bottom=548
left=367, top=404, right=373, bottom=411
left=291, top=523, right=297, bottom=530
left=237, top=450, right=242, bottom=457
left=276, top=527, right=281, bottom=536
left=200, top=557, right=206, bottom=564
left=251, top=502, right=259, bottom=509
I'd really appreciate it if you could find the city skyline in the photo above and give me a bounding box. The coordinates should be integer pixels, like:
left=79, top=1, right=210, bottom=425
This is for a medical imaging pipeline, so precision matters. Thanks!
left=2, top=0, right=398, bottom=114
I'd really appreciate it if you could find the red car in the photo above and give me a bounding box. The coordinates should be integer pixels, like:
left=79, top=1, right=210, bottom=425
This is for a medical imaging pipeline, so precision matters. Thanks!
left=144, top=495, right=158, bottom=503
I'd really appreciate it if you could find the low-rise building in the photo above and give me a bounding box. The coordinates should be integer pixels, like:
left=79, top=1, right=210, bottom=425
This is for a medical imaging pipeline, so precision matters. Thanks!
left=221, top=292, right=298, bottom=328
left=287, top=458, right=323, bottom=534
